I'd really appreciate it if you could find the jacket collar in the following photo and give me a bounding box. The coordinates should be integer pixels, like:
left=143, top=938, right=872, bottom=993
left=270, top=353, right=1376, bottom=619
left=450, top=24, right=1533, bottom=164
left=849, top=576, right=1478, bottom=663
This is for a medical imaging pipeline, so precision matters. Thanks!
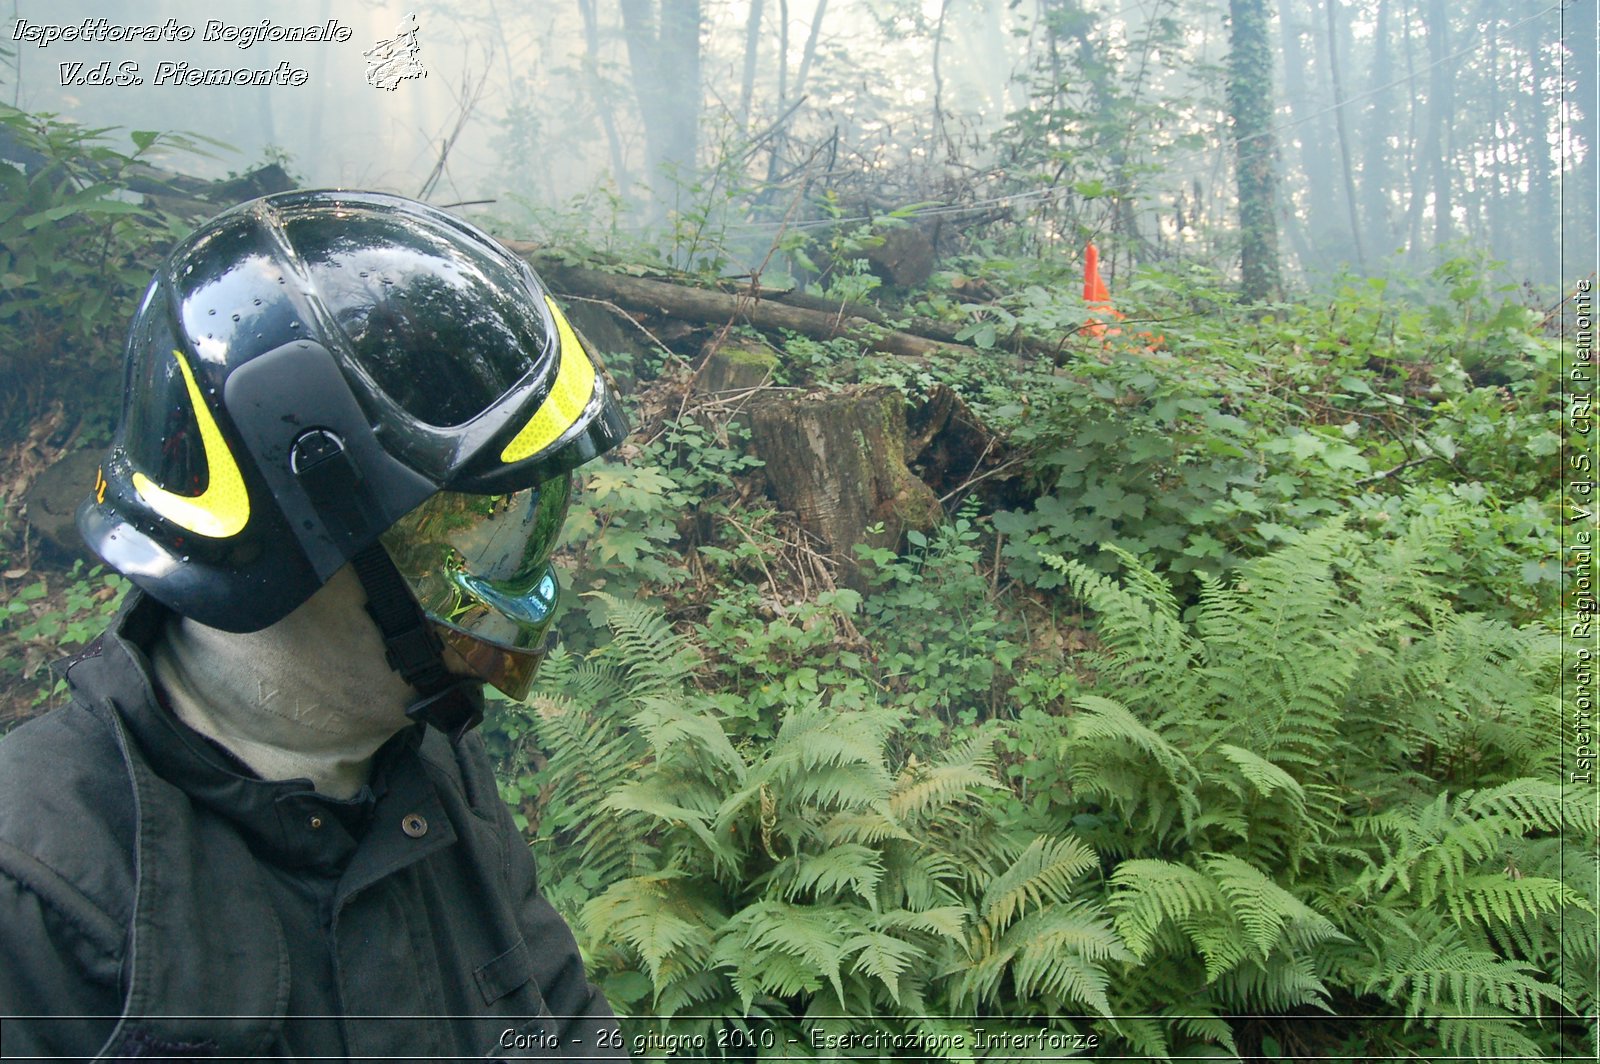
left=67, top=592, right=427, bottom=875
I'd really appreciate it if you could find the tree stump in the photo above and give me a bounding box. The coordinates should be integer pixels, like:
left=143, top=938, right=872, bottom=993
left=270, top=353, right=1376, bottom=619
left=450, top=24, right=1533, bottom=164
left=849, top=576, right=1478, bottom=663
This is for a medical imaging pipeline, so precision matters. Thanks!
left=862, top=225, right=936, bottom=288
left=748, top=386, right=943, bottom=587
left=905, top=383, right=1022, bottom=507
left=694, top=345, right=776, bottom=395
left=21, top=448, right=101, bottom=561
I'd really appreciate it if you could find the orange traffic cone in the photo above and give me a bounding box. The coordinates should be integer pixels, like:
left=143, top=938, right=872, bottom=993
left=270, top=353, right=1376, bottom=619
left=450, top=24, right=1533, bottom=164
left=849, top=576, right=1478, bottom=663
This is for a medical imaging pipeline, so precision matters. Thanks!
left=1082, top=243, right=1124, bottom=338
left=1083, top=243, right=1162, bottom=350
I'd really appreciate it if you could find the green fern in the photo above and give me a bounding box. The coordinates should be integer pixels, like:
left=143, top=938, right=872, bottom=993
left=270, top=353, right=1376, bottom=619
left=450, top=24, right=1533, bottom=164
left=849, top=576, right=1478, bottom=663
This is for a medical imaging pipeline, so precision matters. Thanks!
left=503, top=522, right=1584, bottom=1058
left=1043, top=518, right=1584, bottom=1055
left=977, top=834, right=1099, bottom=933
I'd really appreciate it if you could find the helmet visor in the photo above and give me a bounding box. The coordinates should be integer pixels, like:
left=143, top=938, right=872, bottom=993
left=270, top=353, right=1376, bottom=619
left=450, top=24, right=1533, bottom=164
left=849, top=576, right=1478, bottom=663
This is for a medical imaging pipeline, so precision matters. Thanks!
left=380, top=475, right=570, bottom=699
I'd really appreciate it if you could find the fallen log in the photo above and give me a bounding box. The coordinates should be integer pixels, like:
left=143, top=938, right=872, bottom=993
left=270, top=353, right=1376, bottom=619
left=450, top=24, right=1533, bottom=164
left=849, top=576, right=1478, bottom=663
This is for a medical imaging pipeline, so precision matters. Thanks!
left=763, top=289, right=1069, bottom=362
left=499, top=242, right=1013, bottom=364
left=537, top=259, right=977, bottom=361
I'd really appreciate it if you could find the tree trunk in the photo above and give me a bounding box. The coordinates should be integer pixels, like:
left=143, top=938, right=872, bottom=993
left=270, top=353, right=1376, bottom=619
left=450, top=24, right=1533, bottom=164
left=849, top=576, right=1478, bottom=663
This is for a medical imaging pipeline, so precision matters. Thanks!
left=791, top=0, right=830, bottom=103
left=1484, top=6, right=1506, bottom=258
left=737, top=0, right=765, bottom=131
left=1278, top=0, right=1338, bottom=266
left=766, top=0, right=792, bottom=186
left=1361, top=0, right=1394, bottom=258
left=1228, top=0, right=1281, bottom=301
left=1563, top=0, right=1596, bottom=285
left=1523, top=6, right=1554, bottom=284
left=619, top=0, right=703, bottom=189
left=1425, top=0, right=1454, bottom=249
left=1324, top=0, right=1366, bottom=270
left=579, top=0, right=630, bottom=190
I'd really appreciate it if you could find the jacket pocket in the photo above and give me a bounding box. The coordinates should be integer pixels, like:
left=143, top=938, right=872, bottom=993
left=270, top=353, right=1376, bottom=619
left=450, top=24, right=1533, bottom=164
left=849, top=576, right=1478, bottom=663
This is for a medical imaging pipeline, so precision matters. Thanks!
left=474, top=936, right=534, bottom=1005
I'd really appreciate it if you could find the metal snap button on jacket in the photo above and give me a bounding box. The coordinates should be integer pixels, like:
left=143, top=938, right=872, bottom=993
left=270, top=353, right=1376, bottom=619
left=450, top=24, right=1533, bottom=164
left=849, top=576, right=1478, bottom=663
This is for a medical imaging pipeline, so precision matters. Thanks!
left=401, top=813, right=428, bottom=838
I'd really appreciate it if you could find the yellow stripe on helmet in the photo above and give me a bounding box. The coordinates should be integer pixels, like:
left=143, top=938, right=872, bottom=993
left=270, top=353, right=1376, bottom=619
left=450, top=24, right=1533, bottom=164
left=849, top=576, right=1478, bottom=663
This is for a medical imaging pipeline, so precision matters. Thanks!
left=131, top=349, right=251, bottom=539
left=499, top=296, right=597, bottom=465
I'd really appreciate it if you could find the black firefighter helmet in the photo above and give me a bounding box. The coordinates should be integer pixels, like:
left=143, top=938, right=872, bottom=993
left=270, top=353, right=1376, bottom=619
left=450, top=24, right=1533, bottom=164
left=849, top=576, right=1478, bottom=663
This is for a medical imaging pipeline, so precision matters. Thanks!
left=79, top=190, right=628, bottom=731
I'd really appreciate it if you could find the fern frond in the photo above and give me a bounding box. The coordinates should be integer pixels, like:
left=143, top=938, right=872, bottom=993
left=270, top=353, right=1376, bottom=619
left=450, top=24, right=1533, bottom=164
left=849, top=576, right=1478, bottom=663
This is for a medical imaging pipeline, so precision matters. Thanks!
left=605, top=778, right=739, bottom=875
left=890, top=752, right=1000, bottom=826
left=1373, top=922, right=1567, bottom=1018
left=1049, top=550, right=1198, bottom=696
left=822, top=809, right=915, bottom=847
left=1434, top=1013, right=1545, bottom=1061
left=841, top=930, right=927, bottom=1004
left=530, top=688, right=650, bottom=885
left=1216, top=743, right=1306, bottom=810
left=1069, top=694, right=1200, bottom=831
left=581, top=872, right=721, bottom=989
left=1207, top=949, right=1333, bottom=1012
left=1203, top=853, right=1344, bottom=958
left=1166, top=1010, right=1238, bottom=1055
left=716, top=900, right=857, bottom=1007
left=650, top=968, right=728, bottom=1018
left=869, top=905, right=969, bottom=943
left=1466, top=777, right=1600, bottom=835
left=880, top=842, right=967, bottom=912
left=1107, top=858, right=1223, bottom=961
left=978, top=834, right=1098, bottom=933
left=723, top=945, right=825, bottom=1009
left=771, top=844, right=885, bottom=906
left=632, top=696, right=747, bottom=783
left=1006, top=900, right=1132, bottom=1017
left=588, top=590, right=700, bottom=694
left=1446, top=873, right=1590, bottom=928
left=1099, top=543, right=1185, bottom=621
left=1183, top=909, right=1254, bottom=982
left=1114, top=1018, right=1170, bottom=1059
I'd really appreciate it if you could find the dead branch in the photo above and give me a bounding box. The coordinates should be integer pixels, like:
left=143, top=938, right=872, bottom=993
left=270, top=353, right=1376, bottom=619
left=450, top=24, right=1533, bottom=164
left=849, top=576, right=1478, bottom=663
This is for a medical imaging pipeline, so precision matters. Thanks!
left=517, top=253, right=1001, bottom=363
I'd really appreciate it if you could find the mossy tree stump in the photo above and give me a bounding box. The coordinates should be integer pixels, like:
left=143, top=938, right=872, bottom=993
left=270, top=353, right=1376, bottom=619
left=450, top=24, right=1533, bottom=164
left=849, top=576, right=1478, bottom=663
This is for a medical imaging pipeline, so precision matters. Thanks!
left=694, top=345, right=777, bottom=395
left=748, top=386, right=943, bottom=587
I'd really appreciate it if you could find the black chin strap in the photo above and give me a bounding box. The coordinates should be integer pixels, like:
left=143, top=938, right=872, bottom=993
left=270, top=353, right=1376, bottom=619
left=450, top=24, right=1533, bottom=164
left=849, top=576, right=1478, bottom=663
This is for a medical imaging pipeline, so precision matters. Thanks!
left=350, top=543, right=484, bottom=742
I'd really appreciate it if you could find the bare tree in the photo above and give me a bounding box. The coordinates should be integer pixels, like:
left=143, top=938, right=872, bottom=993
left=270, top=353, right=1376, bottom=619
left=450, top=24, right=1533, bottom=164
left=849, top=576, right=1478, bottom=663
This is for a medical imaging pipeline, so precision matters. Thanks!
left=738, top=0, right=766, bottom=131
left=578, top=0, right=630, bottom=189
left=619, top=0, right=704, bottom=191
left=1361, top=0, right=1395, bottom=258
left=1424, top=0, right=1455, bottom=249
left=1324, top=0, right=1365, bottom=270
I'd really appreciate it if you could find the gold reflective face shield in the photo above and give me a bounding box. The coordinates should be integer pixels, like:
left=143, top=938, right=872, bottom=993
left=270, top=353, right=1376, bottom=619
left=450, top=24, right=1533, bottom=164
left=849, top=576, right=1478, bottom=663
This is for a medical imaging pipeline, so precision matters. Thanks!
left=380, top=475, right=571, bottom=699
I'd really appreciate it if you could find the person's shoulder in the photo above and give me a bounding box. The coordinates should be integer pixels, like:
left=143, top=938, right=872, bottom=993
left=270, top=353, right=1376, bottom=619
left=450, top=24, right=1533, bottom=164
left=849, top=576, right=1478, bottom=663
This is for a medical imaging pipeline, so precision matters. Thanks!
left=415, top=724, right=504, bottom=821
left=0, top=696, right=136, bottom=932
left=0, top=696, right=129, bottom=818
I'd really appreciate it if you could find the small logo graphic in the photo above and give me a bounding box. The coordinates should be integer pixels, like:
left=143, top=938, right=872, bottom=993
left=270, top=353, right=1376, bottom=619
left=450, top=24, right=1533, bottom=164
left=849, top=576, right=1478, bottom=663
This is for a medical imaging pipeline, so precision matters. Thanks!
left=364, top=13, right=426, bottom=91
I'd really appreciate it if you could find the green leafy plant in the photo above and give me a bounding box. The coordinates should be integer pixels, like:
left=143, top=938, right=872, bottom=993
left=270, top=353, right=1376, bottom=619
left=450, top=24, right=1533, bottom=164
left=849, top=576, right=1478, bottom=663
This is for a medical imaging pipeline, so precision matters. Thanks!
left=0, top=105, right=194, bottom=439
left=0, top=563, right=128, bottom=717
left=856, top=508, right=1025, bottom=728
left=993, top=264, right=1563, bottom=624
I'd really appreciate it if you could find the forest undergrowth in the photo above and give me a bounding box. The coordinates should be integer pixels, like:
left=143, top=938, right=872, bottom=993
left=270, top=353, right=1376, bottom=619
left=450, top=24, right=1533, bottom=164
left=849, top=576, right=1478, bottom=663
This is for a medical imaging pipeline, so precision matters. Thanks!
left=473, top=231, right=1589, bottom=1058
left=0, top=108, right=1591, bottom=1060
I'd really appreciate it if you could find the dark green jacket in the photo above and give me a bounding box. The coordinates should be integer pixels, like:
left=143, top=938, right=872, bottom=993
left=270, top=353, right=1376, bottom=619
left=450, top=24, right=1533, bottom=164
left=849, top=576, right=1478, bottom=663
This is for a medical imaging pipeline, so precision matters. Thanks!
left=0, top=595, right=625, bottom=1061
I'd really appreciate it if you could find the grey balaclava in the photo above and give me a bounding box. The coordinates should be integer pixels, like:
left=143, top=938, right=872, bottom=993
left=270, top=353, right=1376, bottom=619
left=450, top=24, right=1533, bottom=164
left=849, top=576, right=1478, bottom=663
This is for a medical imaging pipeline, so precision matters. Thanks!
left=150, top=564, right=421, bottom=800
